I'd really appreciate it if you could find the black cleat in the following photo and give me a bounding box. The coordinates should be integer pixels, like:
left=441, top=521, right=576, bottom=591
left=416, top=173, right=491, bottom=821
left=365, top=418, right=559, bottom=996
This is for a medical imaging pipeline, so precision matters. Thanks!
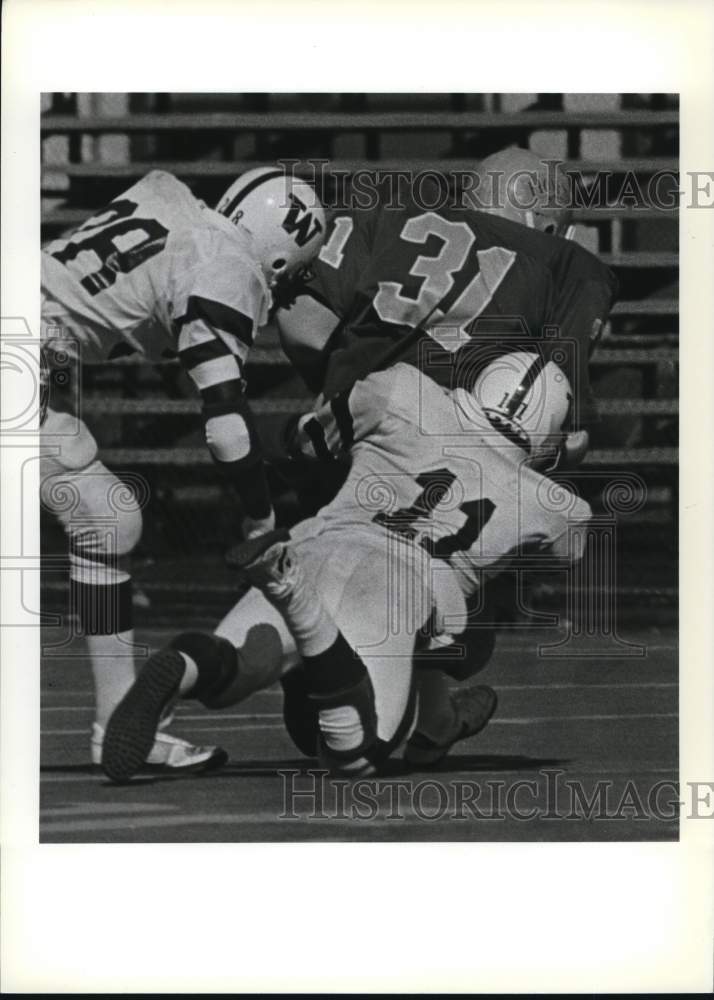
left=404, top=684, right=498, bottom=767
left=225, top=527, right=291, bottom=571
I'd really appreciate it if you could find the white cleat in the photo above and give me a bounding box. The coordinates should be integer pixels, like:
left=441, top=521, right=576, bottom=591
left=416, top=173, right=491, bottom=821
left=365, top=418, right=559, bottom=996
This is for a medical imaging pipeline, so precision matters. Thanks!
left=91, top=721, right=228, bottom=778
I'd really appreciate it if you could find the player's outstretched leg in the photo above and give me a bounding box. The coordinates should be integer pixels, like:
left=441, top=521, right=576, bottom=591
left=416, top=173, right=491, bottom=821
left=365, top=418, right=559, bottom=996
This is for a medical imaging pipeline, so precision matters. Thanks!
left=100, top=630, right=245, bottom=783
left=41, top=411, right=226, bottom=773
left=228, top=530, right=382, bottom=776
left=227, top=528, right=341, bottom=658
left=101, top=647, right=187, bottom=783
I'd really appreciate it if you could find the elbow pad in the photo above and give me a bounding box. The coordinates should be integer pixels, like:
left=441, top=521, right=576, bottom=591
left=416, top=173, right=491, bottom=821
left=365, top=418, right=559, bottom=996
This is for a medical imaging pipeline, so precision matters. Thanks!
left=205, top=411, right=253, bottom=463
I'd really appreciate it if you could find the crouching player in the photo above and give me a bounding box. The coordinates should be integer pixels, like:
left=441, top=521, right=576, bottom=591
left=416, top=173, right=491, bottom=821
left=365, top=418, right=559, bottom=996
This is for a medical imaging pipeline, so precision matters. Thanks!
left=41, top=166, right=326, bottom=771
left=101, top=352, right=592, bottom=782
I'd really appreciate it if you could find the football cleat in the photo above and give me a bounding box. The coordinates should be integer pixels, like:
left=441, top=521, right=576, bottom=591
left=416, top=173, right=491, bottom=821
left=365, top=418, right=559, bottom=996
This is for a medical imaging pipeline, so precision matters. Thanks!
left=404, top=684, right=498, bottom=767
left=98, top=648, right=228, bottom=783
left=226, top=526, right=291, bottom=574
left=226, top=527, right=300, bottom=601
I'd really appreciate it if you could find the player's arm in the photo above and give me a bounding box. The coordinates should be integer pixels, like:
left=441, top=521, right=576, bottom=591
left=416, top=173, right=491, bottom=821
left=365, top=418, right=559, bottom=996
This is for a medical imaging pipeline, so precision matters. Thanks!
left=274, top=285, right=342, bottom=394
left=273, top=201, right=381, bottom=393
left=172, top=258, right=274, bottom=537
left=547, top=243, right=618, bottom=462
left=285, top=368, right=396, bottom=462
left=315, top=203, right=431, bottom=399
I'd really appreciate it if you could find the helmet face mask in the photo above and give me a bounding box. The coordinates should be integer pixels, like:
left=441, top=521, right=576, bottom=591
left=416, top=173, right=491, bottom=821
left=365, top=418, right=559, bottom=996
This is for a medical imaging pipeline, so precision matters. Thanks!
left=216, top=168, right=326, bottom=288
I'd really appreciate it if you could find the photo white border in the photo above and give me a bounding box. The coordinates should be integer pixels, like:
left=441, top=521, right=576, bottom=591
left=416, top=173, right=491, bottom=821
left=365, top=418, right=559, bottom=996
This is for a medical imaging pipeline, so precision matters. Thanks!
left=2, top=0, right=713, bottom=992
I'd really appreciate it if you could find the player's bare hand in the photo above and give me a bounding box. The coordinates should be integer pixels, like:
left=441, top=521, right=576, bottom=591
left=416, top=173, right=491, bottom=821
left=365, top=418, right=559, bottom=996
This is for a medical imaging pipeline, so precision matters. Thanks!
left=559, top=429, right=590, bottom=468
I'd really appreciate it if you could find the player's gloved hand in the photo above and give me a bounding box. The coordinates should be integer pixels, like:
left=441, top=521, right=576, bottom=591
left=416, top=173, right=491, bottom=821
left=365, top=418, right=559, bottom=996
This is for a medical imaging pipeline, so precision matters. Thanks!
left=559, top=429, right=590, bottom=469
left=240, top=507, right=276, bottom=540
left=268, top=266, right=313, bottom=316
left=282, top=412, right=310, bottom=461
left=283, top=411, right=333, bottom=463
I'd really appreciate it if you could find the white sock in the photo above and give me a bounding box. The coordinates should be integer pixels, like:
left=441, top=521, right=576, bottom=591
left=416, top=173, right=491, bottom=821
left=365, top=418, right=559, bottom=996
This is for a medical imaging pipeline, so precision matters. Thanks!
left=87, top=629, right=137, bottom=728
left=262, top=549, right=338, bottom=658
left=319, top=704, right=364, bottom=752
left=178, top=651, right=199, bottom=695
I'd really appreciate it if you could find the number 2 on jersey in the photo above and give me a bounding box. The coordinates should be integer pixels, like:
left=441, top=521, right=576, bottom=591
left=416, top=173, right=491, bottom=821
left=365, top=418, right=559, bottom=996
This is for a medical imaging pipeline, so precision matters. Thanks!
left=50, top=199, right=169, bottom=296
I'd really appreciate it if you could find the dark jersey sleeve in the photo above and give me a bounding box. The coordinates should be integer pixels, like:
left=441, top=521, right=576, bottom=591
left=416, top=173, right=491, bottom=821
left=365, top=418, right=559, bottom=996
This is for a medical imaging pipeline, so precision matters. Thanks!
left=310, top=202, right=381, bottom=319
left=318, top=198, right=442, bottom=397
left=545, top=241, right=618, bottom=428
left=274, top=198, right=385, bottom=393
left=316, top=196, right=618, bottom=426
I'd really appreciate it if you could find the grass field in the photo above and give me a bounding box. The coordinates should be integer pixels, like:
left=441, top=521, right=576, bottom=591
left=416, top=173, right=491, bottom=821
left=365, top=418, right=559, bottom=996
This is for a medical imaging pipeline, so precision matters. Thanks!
left=40, top=621, right=678, bottom=843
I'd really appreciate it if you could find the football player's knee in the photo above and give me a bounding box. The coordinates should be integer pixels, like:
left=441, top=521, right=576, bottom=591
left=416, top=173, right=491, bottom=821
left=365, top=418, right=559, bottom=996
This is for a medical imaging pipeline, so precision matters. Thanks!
left=69, top=504, right=142, bottom=559
left=82, top=467, right=143, bottom=556
left=54, top=464, right=142, bottom=563
left=314, top=668, right=416, bottom=776
left=318, top=669, right=416, bottom=777
left=205, top=413, right=252, bottom=463
left=66, top=471, right=141, bottom=634
left=120, top=502, right=142, bottom=555
left=42, top=413, right=99, bottom=471
left=112, top=495, right=143, bottom=556
left=171, top=624, right=284, bottom=709
left=314, top=671, right=380, bottom=777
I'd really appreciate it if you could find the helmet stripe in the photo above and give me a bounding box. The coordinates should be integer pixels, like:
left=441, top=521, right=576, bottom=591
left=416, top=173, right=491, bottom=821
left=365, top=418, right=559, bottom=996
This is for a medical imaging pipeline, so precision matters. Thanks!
left=503, top=353, right=546, bottom=418
left=220, top=168, right=288, bottom=218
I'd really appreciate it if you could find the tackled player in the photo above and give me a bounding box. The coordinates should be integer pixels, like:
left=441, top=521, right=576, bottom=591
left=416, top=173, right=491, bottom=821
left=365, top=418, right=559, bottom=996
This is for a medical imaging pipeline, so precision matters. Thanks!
left=100, top=148, right=614, bottom=780
left=100, top=353, right=591, bottom=782
left=271, top=146, right=616, bottom=756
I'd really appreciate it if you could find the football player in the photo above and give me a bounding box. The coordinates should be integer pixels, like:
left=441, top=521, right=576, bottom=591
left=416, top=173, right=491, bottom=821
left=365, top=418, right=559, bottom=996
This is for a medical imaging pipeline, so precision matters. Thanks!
left=100, top=353, right=591, bottom=782
left=276, top=146, right=616, bottom=467
left=270, top=147, right=616, bottom=753
left=41, top=166, right=326, bottom=772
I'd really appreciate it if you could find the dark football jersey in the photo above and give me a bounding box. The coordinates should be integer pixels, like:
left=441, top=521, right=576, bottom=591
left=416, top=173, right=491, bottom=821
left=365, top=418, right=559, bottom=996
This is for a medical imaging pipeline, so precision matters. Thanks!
left=277, top=187, right=617, bottom=428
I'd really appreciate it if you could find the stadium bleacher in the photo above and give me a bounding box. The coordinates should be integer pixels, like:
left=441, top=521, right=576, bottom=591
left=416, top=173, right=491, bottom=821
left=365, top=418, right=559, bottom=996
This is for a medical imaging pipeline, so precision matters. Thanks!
left=40, top=92, right=678, bottom=608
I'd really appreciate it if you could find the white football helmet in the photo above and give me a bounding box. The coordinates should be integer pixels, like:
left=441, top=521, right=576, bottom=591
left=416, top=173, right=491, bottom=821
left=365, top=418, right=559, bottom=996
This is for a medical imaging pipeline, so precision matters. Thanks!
left=470, top=351, right=573, bottom=469
left=468, top=147, right=575, bottom=239
left=216, top=167, right=326, bottom=287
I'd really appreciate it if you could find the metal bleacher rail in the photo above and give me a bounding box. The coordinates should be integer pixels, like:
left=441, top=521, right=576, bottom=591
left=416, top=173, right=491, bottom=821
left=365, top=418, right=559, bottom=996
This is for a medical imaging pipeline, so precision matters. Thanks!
left=40, top=97, right=679, bottom=557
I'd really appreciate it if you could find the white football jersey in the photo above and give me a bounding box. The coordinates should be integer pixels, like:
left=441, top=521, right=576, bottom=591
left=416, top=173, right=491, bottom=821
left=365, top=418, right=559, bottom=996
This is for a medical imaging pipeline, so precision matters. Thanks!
left=42, top=170, right=270, bottom=364
left=297, top=363, right=592, bottom=597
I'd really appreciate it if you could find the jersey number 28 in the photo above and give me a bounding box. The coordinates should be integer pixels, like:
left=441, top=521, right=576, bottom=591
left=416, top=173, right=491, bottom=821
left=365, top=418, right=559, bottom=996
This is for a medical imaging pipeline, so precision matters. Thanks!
left=50, top=199, right=169, bottom=296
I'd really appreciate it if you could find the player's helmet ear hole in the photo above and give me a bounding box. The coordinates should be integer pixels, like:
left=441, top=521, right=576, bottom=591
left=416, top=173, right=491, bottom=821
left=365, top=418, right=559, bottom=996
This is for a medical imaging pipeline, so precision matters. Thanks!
left=272, top=258, right=287, bottom=271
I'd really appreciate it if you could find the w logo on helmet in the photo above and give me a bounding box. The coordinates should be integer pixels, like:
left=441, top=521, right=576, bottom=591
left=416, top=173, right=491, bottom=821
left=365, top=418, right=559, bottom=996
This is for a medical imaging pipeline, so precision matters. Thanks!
left=282, top=193, right=323, bottom=247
